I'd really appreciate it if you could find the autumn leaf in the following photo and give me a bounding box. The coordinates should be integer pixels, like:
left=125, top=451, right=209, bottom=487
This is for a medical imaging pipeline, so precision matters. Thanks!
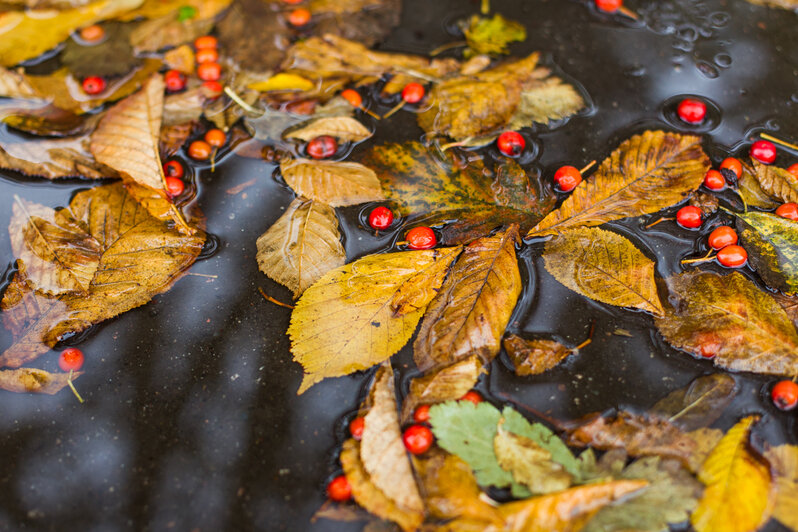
left=655, top=271, right=798, bottom=376
left=773, top=292, right=798, bottom=328
left=735, top=210, right=798, bottom=295
left=283, top=116, right=372, bottom=143
left=280, top=159, right=385, bottom=207
left=217, top=0, right=291, bottom=72
left=460, top=14, right=526, bottom=57
left=494, top=420, right=573, bottom=494
left=543, top=227, right=664, bottom=316
left=688, top=190, right=720, bottom=215
left=751, top=159, right=798, bottom=203
left=765, top=444, right=798, bottom=531
left=248, top=73, right=315, bottom=93
left=1, top=101, right=99, bottom=137
left=746, top=0, right=798, bottom=8
left=164, top=45, right=196, bottom=75
left=163, top=86, right=217, bottom=126
left=0, top=66, right=36, bottom=98
left=400, top=356, right=482, bottom=421
left=129, top=12, right=216, bottom=52
left=287, top=246, right=461, bottom=393
left=0, top=367, right=81, bottom=395
left=414, top=225, right=522, bottom=373
left=502, top=334, right=573, bottom=376
left=0, top=133, right=115, bottom=179
left=691, top=416, right=773, bottom=532
left=738, top=160, right=780, bottom=210
left=307, top=0, right=401, bottom=49
left=650, top=374, right=737, bottom=431
left=256, top=198, right=345, bottom=298
left=117, top=0, right=231, bottom=20
left=61, top=22, right=139, bottom=78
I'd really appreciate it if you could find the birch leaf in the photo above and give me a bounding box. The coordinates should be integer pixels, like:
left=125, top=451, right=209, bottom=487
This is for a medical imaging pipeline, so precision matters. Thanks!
left=543, top=227, right=664, bottom=316
left=651, top=374, right=737, bottom=431
left=528, top=131, right=709, bottom=237
left=494, top=420, right=573, bottom=494
left=280, top=159, right=385, bottom=207
left=287, top=246, right=462, bottom=393
left=400, top=356, right=482, bottom=421
left=0, top=134, right=114, bottom=179
left=765, top=444, right=798, bottom=531
left=0, top=367, right=81, bottom=395
left=256, top=198, right=344, bottom=297
left=502, top=334, right=572, bottom=376
left=735, top=210, right=798, bottom=295
left=283, top=116, right=372, bottom=142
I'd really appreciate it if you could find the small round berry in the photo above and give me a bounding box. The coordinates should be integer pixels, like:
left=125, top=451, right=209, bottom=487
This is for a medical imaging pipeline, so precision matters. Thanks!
left=82, top=76, right=106, bottom=95
left=405, top=227, right=436, bottom=250
left=165, top=176, right=185, bottom=197
left=496, top=131, right=525, bottom=157
left=341, top=89, right=362, bottom=108
left=413, top=405, right=431, bottom=424
left=707, top=226, right=738, bottom=250
left=368, top=206, right=394, bottom=231
left=59, top=348, right=84, bottom=372
left=197, top=62, right=222, bottom=82
left=554, top=165, right=583, bottom=192
left=717, top=245, right=748, bottom=268
left=403, top=424, right=434, bottom=455
left=79, top=24, right=105, bottom=42
left=703, top=169, right=726, bottom=191
left=288, top=8, right=312, bottom=26
left=595, top=0, right=622, bottom=13
left=202, top=80, right=223, bottom=95
left=788, top=163, right=798, bottom=178
left=164, top=69, right=187, bottom=92
left=750, top=140, right=777, bottom=164
left=460, top=391, right=483, bottom=404
left=776, top=203, right=798, bottom=221
left=771, top=380, right=798, bottom=411
left=204, top=128, right=226, bottom=148
left=194, top=35, right=218, bottom=50
left=307, top=136, right=338, bottom=159
left=349, top=417, right=365, bottom=440
left=283, top=0, right=303, bottom=3
left=195, top=47, right=219, bottom=64
left=719, top=157, right=742, bottom=178
left=401, top=82, right=425, bottom=104
left=188, top=140, right=212, bottom=160
left=677, top=98, right=707, bottom=124
left=326, top=475, right=352, bottom=502
left=163, top=160, right=184, bottom=179
left=676, top=206, right=702, bottom=229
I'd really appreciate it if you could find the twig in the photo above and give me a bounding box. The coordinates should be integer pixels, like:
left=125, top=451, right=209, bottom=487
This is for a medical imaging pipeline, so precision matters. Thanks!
left=760, top=133, right=798, bottom=152
left=381, top=100, right=405, bottom=119
left=187, top=272, right=218, bottom=279
left=67, top=370, right=84, bottom=404
left=644, top=217, right=673, bottom=229
left=258, top=287, right=294, bottom=309
left=573, top=321, right=595, bottom=352
left=579, top=160, right=597, bottom=175
left=619, top=6, right=639, bottom=20
left=224, top=86, right=259, bottom=114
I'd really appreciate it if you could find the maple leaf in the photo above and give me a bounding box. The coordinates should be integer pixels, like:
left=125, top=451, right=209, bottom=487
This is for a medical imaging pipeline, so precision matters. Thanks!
left=283, top=116, right=372, bottom=143
left=502, top=334, right=573, bottom=376
left=650, top=374, right=737, bottom=431
left=280, top=159, right=385, bottom=207
left=400, top=356, right=482, bottom=421
left=0, top=367, right=81, bottom=395
left=765, top=444, right=798, bottom=531
left=735, top=210, right=798, bottom=295
left=287, top=246, right=461, bottom=393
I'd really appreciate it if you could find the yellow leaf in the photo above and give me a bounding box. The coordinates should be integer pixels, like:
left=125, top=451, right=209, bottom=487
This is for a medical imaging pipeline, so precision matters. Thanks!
left=691, top=416, right=773, bottom=532
left=117, top=0, right=231, bottom=20
left=543, top=226, right=664, bottom=316
left=284, top=116, right=372, bottom=143
left=400, top=356, right=482, bottom=421
left=248, top=73, right=316, bottom=93
left=494, top=420, right=572, bottom=494
left=0, top=133, right=114, bottom=179
left=288, top=247, right=461, bottom=393
left=502, top=335, right=572, bottom=376
left=280, top=159, right=385, bottom=207
left=0, top=367, right=81, bottom=395
left=765, top=444, right=798, bottom=531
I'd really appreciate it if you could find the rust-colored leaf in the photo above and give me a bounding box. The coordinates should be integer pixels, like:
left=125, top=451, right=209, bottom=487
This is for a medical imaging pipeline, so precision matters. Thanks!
left=502, top=334, right=572, bottom=376
left=280, top=159, right=384, bottom=207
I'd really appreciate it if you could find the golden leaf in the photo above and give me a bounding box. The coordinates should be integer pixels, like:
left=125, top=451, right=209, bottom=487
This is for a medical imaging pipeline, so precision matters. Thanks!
left=280, top=159, right=385, bottom=207
left=528, top=131, right=709, bottom=237
left=248, top=73, right=316, bottom=93
left=400, top=356, right=482, bottom=421
left=129, top=13, right=215, bottom=53
left=0, top=134, right=114, bottom=179
left=765, top=444, right=798, bottom=531
left=753, top=159, right=798, bottom=203
left=738, top=160, right=780, bottom=210
left=117, top=0, right=231, bottom=20
left=502, top=335, right=572, bottom=376
left=543, top=227, right=664, bottom=316
left=691, top=416, right=773, bottom=532
left=288, top=246, right=461, bottom=393
left=0, top=66, right=36, bottom=98
left=0, top=367, right=81, bottom=395
left=256, top=198, right=345, bottom=297
left=494, top=420, right=572, bottom=494
left=284, top=116, right=372, bottom=143
left=414, top=225, right=522, bottom=373
left=164, top=45, right=196, bottom=75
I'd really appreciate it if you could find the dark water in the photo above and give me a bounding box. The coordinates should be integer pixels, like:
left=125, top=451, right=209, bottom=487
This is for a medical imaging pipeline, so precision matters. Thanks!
left=0, top=0, right=797, bottom=530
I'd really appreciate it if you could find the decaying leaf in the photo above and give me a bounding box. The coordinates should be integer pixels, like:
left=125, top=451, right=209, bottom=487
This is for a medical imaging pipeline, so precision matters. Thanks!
left=1, top=101, right=100, bottom=137
left=129, top=11, right=215, bottom=52
left=738, top=160, right=780, bottom=210
left=751, top=160, right=798, bottom=204
left=216, top=0, right=291, bottom=72
left=400, top=356, right=482, bottom=421
left=283, top=116, right=372, bottom=143
left=308, top=0, right=402, bottom=49
left=543, top=227, right=664, bottom=316
left=688, top=190, right=719, bottom=215
left=414, top=226, right=522, bottom=373
left=163, top=86, right=216, bottom=126
left=691, top=416, right=772, bottom=532
left=61, top=22, right=139, bottom=78
left=0, top=367, right=81, bottom=395
left=256, top=198, right=345, bottom=298
left=746, top=0, right=798, bottom=9
left=494, top=420, right=572, bottom=494
left=655, top=271, right=798, bottom=376
left=502, top=334, right=573, bottom=376
left=164, top=45, right=196, bottom=75
left=461, top=14, right=526, bottom=57
left=159, top=121, right=197, bottom=158
left=735, top=210, right=798, bottom=295
left=0, top=67, right=37, bottom=99
left=0, top=134, right=115, bottom=179
left=288, top=246, right=461, bottom=393
left=773, top=292, right=798, bottom=328
left=280, top=159, right=385, bottom=207
left=650, top=374, right=737, bottom=431
left=766, top=444, right=798, bottom=531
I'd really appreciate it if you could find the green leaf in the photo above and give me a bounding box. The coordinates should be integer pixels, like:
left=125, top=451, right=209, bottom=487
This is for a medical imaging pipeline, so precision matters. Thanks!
left=461, top=14, right=526, bottom=57
left=734, top=210, right=798, bottom=295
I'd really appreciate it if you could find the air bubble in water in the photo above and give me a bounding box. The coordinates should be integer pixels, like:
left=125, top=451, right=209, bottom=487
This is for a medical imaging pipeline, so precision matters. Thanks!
left=696, top=61, right=719, bottom=79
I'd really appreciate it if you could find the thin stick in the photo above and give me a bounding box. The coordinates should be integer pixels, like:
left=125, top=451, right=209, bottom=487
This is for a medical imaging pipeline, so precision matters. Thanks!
left=579, top=160, right=597, bottom=175
left=429, top=41, right=467, bottom=57
left=681, top=253, right=716, bottom=265
left=67, top=370, right=84, bottom=404
left=381, top=100, right=405, bottom=119
left=395, top=240, right=408, bottom=246
left=359, top=106, right=382, bottom=120
left=760, top=133, right=798, bottom=152
left=481, top=0, right=490, bottom=15
left=224, top=86, right=259, bottom=114
left=258, top=287, right=294, bottom=309
left=210, top=147, right=218, bottom=173
left=645, top=217, right=673, bottom=229
left=439, top=137, right=474, bottom=152
left=573, top=321, right=595, bottom=352
left=619, top=6, right=639, bottom=20
left=187, top=272, right=218, bottom=279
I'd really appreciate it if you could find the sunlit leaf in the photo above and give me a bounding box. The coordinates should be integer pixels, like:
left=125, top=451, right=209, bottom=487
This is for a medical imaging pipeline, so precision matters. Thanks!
left=0, top=133, right=114, bottom=179
left=765, top=444, right=798, bottom=531
left=0, top=367, right=81, bottom=395
left=502, top=334, right=572, bottom=376
left=735, top=210, right=798, bottom=295
left=650, top=374, right=737, bottom=431
left=746, top=0, right=798, bottom=9
left=280, top=159, right=385, bottom=207
left=284, top=116, right=372, bottom=143
left=461, top=14, right=526, bottom=57
left=400, top=356, right=482, bottom=421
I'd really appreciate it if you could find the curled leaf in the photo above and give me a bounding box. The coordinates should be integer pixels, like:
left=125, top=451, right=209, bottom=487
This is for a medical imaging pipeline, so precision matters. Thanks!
left=280, top=159, right=384, bottom=207
left=651, top=373, right=737, bottom=431
left=503, top=335, right=573, bottom=376
left=0, top=367, right=81, bottom=395
left=735, top=210, right=798, bottom=295
left=752, top=159, right=798, bottom=203
left=283, top=116, right=372, bottom=143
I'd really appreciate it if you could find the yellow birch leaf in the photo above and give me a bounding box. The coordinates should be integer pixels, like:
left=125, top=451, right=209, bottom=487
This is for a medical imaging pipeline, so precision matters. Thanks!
left=283, top=116, right=372, bottom=143
left=0, top=367, right=81, bottom=395
left=280, top=159, right=385, bottom=207
left=766, top=444, right=798, bottom=531
left=248, top=73, right=316, bottom=93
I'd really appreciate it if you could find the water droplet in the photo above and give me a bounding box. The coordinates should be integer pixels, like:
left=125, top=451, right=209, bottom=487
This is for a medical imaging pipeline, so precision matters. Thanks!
left=673, top=40, right=694, bottom=53
left=696, top=61, right=719, bottom=79
left=709, top=11, right=730, bottom=28
left=677, top=25, right=698, bottom=42
left=624, top=65, right=647, bottom=77
left=714, top=53, right=732, bottom=68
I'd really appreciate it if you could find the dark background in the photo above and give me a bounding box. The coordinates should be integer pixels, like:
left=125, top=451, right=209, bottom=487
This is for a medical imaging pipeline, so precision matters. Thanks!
left=0, top=0, right=797, bottom=530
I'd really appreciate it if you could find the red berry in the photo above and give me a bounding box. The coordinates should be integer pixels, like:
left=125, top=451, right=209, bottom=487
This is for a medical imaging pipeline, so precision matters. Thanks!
left=719, top=157, right=743, bottom=178
left=703, top=169, right=726, bottom=191
left=307, top=136, right=337, bottom=159
left=163, top=160, right=184, bottom=179
left=401, top=82, right=425, bottom=104
left=188, top=140, right=212, bottom=160
left=716, top=245, right=747, bottom=268
left=772, top=380, right=798, bottom=411
left=405, top=227, right=436, bottom=250
left=82, top=76, right=106, bottom=95
left=677, top=98, right=707, bottom=124
left=79, top=24, right=105, bottom=43
left=676, top=206, right=702, bottom=229
left=368, top=206, right=394, bottom=231
left=460, top=391, right=483, bottom=404
left=402, top=424, right=434, bottom=455
left=776, top=203, right=798, bottom=221
left=195, top=48, right=219, bottom=64
left=341, top=89, right=362, bottom=108
left=497, top=131, right=525, bottom=157
left=283, top=0, right=303, bottom=4
left=197, top=62, right=222, bottom=82
left=58, top=348, right=84, bottom=372
left=165, top=176, right=185, bottom=197
left=707, top=226, right=738, bottom=250
left=327, top=475, right=352, bottom=502
left=202, top=80, right=223, bottom=95
left=554, top=165, right=583, bottom=192
left=698, top=338, right=720, bottom=359
left=288, top=7, right=311, bottom=26
left=204, top=128, right=226, bottom=148
left=164, top=69, right=187, bottom=92
left=595, top=0, right=622, bottom=12
left=194, top=35, right=218, bottom=50
left=349, top=417, right=364, bottom=440
left=413, top=405, right=431, bottom=424
left=750, top=140, right=777, bottom=164
left=788, top=163, right=798, bottom=178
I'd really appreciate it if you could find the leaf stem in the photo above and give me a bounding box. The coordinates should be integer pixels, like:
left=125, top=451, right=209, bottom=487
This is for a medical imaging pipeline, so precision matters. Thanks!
left=681, top=251, right=716, bottom=265
left=760, top=133, right=798, bottom=152
left=359, top=105, right=382, bottom=120
left=481, top=0, right=490, bottom=15
left=619, top=6, right=639, bottom=20
left=258, top=287, right=294, bottom=309
left=381, top=100, right=405, bottom=119
left=223, top=86, right=260, bottom=114
left=579, top=160, right=597, bottom=175
left=67, top=370, right=84, bottom=404
left=644, top=217, right=673, bottom=229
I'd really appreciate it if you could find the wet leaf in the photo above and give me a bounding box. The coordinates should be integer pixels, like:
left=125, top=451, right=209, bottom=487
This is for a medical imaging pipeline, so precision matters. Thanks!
left=248, top=73, right=315, bottom=93
left=765, top=444, right=798, bottom=531
left=529, top=131, right=709, bottom=236
left=159, top=121, right=196, bottom=158
left=283, top=116, right=372, bottom=143
left=1, top=102, right=99, bottom=137
left=738, top=160, right=779, bottom=210
left=0, top=0, right=143, bottom=67
left=688, top=190, right=720, bottom=215
left=735, top=210, right=798, bottom=295
left=163, top=85, right=216, bottom=126
left=0, top=133, right=114, bottom=179
left=61, top=22, right=139, bottom=78
left=461, top=14, right=526, bottom=57
left=308, top=0, right=402, bottom=48
left=0, top=367, right=81, bottom=395
left=506, top=74, right=586, bottom=131
left=129, top=11, right=215, bottom=52
left=691, top=416, right=772, bottom=532
left=651, top=374, right=737, bottom=431
left=494, top=420, right=572, bottom=494
left=255, top=198, right=345, bottom=297
left=117, top=0, right=231, bottom=20
left=0, top=67, right=36, bottom=98
left=287, top=246, right=461, bottom=393
left=217, top=0, right=290, bottom=72
left=414, top=226, right=522, bottom=373
left=164, top=44, right=196, bottom=75
left=751, top=159, right=798, bottom=203
left=502, top=334, right=572, bottom=376
left=655, top=271, right=798, bottom=376
left=773, top=292, right=798, bottom=328
left=244, top=105, right=306, bottom=142
left=280, top=159, right=385, bottom=207
left=400, top=356, right=482, bottom=421
left=746, top=0, right=798, bottom=9
left=543, top=227, right=664, bottom=316
left=360, top=141, right=555, bottom=244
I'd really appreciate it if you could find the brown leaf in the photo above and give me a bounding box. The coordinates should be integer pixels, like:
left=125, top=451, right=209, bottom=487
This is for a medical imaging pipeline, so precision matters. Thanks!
left=688, top=190, right=719, bottom=215
left=280, top=159, right=384, bottom=207
left=752, top=159, right=798, bottom=203
left=284, top=116, right=372, bottom=142
left=0, top=134, right=115, bottom=179
left=400, top=356, right=482, bottom=421
left=217, top=0, right=290, bottom=72
left=766, top=444, right=798, bottom=531
left=738, top=159, right=780, bottom=210
left=528, top=131, right=709, bottom=237
left=308, top=0, right=402, bottom=48
left=61, top=22, right=139, bottom=78
left=502, top=334, right=572, bottom=376
left=0, top=367, right=81, bottom=395
left=130, top=13, right=215, bottom=52
left=772, top=292, right=798, bottom=328
left=414, top=225, right=523, bottom=373
left=163, top=45, right=196, bottom=75
left=0, top=66, right=36, bottom=98
left=494, top=420, right=572, bottom=494
left=1, top=102, right=99, bottom=137
left=650, top=374, right=737, bottom=431
left=159, top=121, right=197, bottom=159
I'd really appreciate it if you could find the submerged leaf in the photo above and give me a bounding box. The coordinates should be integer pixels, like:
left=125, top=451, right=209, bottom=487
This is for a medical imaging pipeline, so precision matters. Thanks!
left=216, top=0, right=290, bottom=72
left=0, top=134, right=114, bottom=179
left=766, top=444, right=798, bottom=531
left=129, top=11, right=215, bottom=52
left=735, top=210, right=798, bottom=295
left=651, top=373, right=737, bottom=431
left=0, top=367, right=81, bottom=395
left=461, top=14, right=526, bottom=57
left=284, top=116, right=372, bottom=143
left=502, top=334, right=572, bottom=376
left=280, top=159, right=385, bottom=207
left=61, top=22, right=139, bottom=78
left=494, top=420, right=572, bottom=494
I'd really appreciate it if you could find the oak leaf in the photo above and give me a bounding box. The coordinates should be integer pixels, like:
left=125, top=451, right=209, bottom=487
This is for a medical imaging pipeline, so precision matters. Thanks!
left=502, top=334, right=573, bottom=376
left=650, top=373, right=737, bottom=431
left=543, top=227, right=664, bottom=316
left=287, top=246, right=462, bottom=393
left=494, top=420, right=572, bottom=494
left=0, top=367, right=81, bottom=395
left=0, top=134, right=114, bottom=179
left=735, top=210, right=798, bottom=295
left=283, top=116, right=372, bottom=143
left=528, top=131, right=710, bottom=237
left=400, top=356, right=482, bottom=421
left=280, top=159, right=385, bottom=207
left=765, top=444, right=798, bottom=531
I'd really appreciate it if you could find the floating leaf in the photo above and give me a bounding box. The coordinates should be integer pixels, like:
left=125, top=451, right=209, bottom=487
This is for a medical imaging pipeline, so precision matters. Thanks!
left=502, top=334, right=572, bottom=376
left=256, top=198, right=344, bottom=298
left=746, top=0, right=798, bottom=9
left=129, top=11, right=215, bottom=52
left=461, top=14, right=526, bottom=57
left=751, top=159, right=798, bottom=203
left=164, top=45, right=196, bottom=75
left=307, top=0, right=401, bottom=49
left=735, top=210, right=798, bottom=295
left=248, top=73, right=316, bottom=93
left=528, top=131, right=709, bottom=237
left=1, top=101, right=99, bottom=137
left=0, top=67, right=36, bottom=98
left=691, top=416, right=772, bottom=532
left=117, top=0, right=231, bottom=20
left=287, top=246, right=461, bottom=393
left=738, top=160, right=780, bottom=210
left=773, top=292, right=798, bottom=328
left=280, top=159, right=385, bottom=207
left=0, top=133, right=114, bottom=179
left=765, top=444, right=798, bottom=531
left=163, top=86, right=215, bottom=126
left=61, top=22, right=139, bottom=78
left=414, top=225, right=522, bottom=373
left=284, top=116, right=372, bottom=143
left=688, top=190, right=720, bottom=215
left=655, top=271, right=798, bottom=376
left=400, top=356, right=482, bottom=421
left=0, top=367, right=81, bottom=395
left=216, top=0, right=291, bottom=72
left=494, top=420, right=572, bottom=494
left=506, top=75, right=587, bottom=130
left=651, top=374, right=737, bottom=431
left=543, top=227, right=664, bottom=316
